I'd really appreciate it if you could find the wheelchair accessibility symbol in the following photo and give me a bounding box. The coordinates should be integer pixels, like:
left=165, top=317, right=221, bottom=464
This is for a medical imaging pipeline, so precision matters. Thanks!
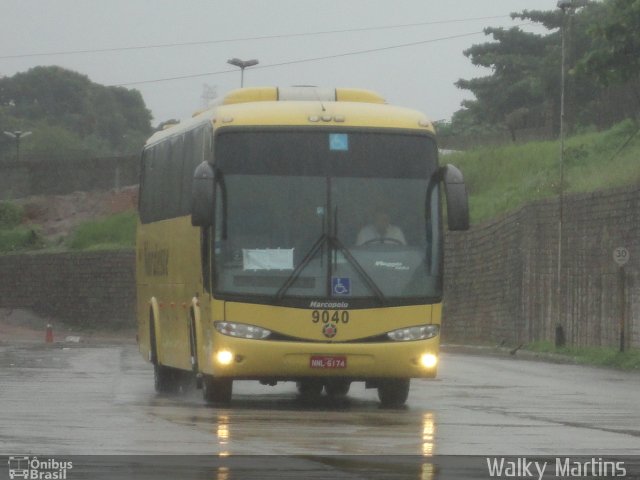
left=332, top=277, right=351, bottom=296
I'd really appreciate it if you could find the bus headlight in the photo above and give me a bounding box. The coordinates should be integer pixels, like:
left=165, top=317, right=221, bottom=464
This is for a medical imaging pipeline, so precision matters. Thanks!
left=216, top=350, right=234, bottom=365
left=214, top=321, right=271, bottom=340
left=420, top=353, right=438, bottom=369
left=386, top=324, right=439, bottom=341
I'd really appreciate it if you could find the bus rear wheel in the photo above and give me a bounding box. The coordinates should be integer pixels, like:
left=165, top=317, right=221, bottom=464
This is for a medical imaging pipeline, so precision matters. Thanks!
left=203, top=376, right=233, bottom=405
left=377, top=378, right=410, bottom=407
left=154, top=364, right=180, bottom=394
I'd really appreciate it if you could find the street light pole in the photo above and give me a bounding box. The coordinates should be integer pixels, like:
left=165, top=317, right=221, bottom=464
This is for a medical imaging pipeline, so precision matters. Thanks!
left=555, top=0, right=573, bottom=347
left=227, top=58, right=259, bottom=87
left=3, top=130, right=32, bottom=162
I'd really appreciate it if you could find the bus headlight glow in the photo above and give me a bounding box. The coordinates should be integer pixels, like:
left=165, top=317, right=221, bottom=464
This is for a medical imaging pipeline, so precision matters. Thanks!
left=386, top=324, right=439, bottom=342
left=216, top=350, right=234, bottom=365
left=214, top=321, right=271, bottom=340
left=420, top=353, right=438, bottom=369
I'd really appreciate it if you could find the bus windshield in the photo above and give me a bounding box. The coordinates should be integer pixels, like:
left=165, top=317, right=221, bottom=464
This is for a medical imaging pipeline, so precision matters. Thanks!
left=213, top=129, right=441, bottom=306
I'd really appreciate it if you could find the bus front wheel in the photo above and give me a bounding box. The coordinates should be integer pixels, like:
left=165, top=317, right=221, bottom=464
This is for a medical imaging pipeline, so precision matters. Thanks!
left=325, top=379, right=351, bottom=398
left=203, top=376, right=233, bottom=405
left=377, top=378, right=410, bottom=407
left=296, top=379, right=323, bottom=398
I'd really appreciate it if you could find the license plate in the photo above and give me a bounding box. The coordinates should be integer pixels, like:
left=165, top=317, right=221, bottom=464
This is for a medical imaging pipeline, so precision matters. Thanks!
left=310, top=355, right=347, bottom=369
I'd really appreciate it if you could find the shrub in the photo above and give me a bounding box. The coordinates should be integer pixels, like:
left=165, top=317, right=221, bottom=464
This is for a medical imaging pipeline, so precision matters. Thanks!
left=0, top=202, right=23, bottom=228
left=0, top=227, right=44, bottom=252
left=67, top=210, right=136, bottom=250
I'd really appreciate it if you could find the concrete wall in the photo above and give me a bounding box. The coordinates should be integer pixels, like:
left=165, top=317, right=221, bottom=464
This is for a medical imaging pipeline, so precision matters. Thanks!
left=0, top=156, right=139, bottom=199
left=444, top=184, right=640, bottom=348
left=0, top=251, right=135, bottom=327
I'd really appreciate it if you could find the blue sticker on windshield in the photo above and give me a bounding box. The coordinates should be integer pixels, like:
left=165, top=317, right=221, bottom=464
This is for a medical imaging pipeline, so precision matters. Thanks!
left=329, top=133, right=349, bottom=151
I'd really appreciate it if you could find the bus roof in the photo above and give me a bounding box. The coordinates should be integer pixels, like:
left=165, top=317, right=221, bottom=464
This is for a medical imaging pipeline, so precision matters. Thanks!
left=146, top=87, right=434, bottom=146
left=215, top=100, right=433, bottom=131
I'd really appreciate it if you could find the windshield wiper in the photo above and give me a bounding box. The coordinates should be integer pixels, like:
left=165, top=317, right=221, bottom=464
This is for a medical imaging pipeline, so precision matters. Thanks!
left=275, top=234, right=328, bottom=302
left=330, top=236, right=385, bottom=305
left=274, top=233, right=386, bottom=305
left=275, top=205, right=386, bottom=305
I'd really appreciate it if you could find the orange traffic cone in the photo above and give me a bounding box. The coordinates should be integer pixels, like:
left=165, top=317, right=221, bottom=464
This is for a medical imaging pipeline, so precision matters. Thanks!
left=45, top=324, right=53, bottom=343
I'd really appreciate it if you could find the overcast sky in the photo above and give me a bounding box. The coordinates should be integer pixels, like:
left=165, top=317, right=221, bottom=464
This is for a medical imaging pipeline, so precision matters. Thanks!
left=1, top=0, right=559, bottom=125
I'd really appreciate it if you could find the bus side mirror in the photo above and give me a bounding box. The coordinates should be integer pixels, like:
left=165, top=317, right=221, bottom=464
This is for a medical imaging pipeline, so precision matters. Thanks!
left=440, top=164, right=469, bottom=231
left=191, top=161, right=215, bottom=227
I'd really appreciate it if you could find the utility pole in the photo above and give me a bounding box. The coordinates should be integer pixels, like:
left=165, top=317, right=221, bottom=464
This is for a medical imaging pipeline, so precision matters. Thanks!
left=555, top=0, right=574, bottom=347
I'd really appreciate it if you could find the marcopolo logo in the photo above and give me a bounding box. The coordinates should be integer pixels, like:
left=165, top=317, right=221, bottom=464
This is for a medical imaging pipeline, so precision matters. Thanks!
left=309, top=301, right=349, bottom=309
left=8, top=457, right=73, bottom=480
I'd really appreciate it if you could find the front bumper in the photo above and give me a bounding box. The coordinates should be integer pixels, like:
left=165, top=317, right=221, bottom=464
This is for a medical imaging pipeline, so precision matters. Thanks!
left=203, top=335, right=439, bottom=380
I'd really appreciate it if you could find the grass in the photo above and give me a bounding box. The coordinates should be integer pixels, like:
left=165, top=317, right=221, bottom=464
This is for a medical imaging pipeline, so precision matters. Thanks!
left=0, top=201, right=47, bottom=252
left=0, top=201, right=23, bottom=228
left=0, top=227, right=45, bottom=253
left=525, top=340, right=640, bottom=370
left=67, top=210, right=137, bottom=250
left=446, top=120, right=640, bottom=224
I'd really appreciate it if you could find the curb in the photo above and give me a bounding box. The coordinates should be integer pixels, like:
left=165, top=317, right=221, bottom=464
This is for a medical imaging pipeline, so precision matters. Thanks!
left=440, top=343, right=581, bottom=365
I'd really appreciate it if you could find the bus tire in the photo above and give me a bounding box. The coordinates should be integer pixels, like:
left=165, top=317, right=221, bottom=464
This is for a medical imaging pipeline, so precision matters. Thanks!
left=150, top=311, right=181, bottom=394
left=377, top=378, right=410, bottom=407
left=149, top=309, right=158, bottom=365
left=202, top=376, right=233, bottom=404
left=188, top=309, right=198, bottom=373
left=296, top=379, right=323, bottom=398
left=325, top=379, right=350, bottom=398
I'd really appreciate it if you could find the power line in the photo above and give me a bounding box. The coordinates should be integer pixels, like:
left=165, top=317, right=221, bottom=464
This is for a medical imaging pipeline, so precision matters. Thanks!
left=112, top=30, right=492, bottom=87
left=0, top=15, right=509, bottom=60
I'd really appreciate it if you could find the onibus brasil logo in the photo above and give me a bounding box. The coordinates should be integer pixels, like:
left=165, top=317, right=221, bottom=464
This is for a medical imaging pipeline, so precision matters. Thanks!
left=8, top=456, right=73, bottom=479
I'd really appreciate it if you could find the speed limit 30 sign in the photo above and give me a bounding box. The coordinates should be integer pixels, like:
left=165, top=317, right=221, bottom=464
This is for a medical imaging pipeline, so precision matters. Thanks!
left=613, top=247, right=630, bottom=266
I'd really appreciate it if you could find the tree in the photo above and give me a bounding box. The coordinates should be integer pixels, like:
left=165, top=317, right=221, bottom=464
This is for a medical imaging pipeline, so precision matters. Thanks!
left=455, top=24, right=561, bottom=140
left=0, top=66, right=152, bottom=160
left=448, top=1, right=638, bottom=145
left=579, top=0, right=640, bottom=86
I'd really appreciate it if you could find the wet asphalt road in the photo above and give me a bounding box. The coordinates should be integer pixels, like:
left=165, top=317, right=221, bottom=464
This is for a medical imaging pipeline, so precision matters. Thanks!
left=0, top=344, right=640, bottom=480
left=1, top=341, right=639, bottom=460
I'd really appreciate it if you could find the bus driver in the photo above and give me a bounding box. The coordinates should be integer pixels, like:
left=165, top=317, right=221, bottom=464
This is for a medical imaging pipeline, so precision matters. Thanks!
left=356, top=209, right=406, bottom=246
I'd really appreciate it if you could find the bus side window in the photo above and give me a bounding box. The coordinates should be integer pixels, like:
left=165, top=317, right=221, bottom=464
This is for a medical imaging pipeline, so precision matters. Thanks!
left=180, top=129, right=195, bottom=216
left=169, top=134, right=185, bottom=218
left=139, top=147, right=152, bottom=223
left=140, top=146, right=165, bottom=223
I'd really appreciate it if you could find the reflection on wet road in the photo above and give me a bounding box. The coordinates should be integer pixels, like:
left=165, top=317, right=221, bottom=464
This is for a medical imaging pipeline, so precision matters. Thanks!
left=1, top=342, right=639, bottom=457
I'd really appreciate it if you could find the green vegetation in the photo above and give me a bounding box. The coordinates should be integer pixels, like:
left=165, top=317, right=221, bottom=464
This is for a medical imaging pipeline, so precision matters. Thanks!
left=0, top=66, right=151, bottom=161
left=525, top=341, right=640, bottom=370
left=445, top=0, right=640, bottom=146
left=0, top=201, right=23, bottom=228
left=0, top=201, right=45, bottom=252
left=446, top=120, right=640, bottom=223
left=0, top=202, right=137, bottom=253
left=0, top=227, right=44, bottom=253
left=67, top=210, right=137, bottom=251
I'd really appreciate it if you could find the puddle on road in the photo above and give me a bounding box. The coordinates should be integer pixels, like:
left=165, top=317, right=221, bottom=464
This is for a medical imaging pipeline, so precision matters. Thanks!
left=142, top=389, right=438, bottom=456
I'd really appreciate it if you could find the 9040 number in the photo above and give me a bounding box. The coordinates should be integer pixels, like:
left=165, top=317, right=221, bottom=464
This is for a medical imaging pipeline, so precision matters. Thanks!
left=311, top=310, right=349, bottom=324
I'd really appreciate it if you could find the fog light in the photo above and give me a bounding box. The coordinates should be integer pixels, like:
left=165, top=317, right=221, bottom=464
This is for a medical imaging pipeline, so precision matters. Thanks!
left=420, top=353, right=438, bottom=369
left=216, top=350, right=234, bottom=365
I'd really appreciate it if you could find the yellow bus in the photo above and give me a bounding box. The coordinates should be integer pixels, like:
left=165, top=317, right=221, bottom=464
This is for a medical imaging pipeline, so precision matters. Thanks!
left=136, top=86, right=469, bottom=407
